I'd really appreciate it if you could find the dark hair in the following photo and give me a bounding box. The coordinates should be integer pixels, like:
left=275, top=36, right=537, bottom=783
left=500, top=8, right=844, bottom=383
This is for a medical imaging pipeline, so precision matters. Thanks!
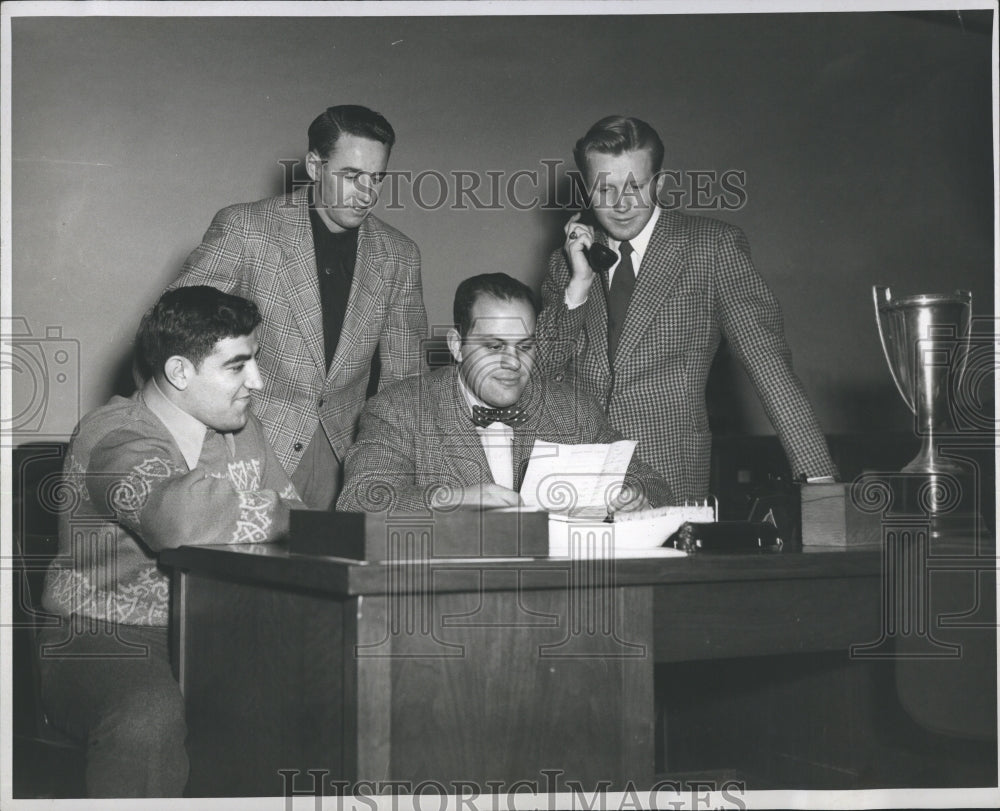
left=307, top=105, right=396, bottom=158
left=453, top=273, right=538, bottom=338
left=572, top=115, right=665, bottom=180
left=138, top=286, right=261, bottom=377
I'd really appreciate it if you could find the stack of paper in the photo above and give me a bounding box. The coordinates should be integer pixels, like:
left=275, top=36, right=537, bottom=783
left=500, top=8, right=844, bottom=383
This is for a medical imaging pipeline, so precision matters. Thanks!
left=612, top=502, right=716, bottom=549
left=547, top=513, right=689, bottom=559
left=515, top=439, right=718, bottom=558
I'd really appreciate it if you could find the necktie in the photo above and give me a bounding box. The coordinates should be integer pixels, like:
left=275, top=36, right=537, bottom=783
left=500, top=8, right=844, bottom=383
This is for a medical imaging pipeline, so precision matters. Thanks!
left=471, top=404, right=528, bottom=428
left=607, top=240, right=636, bottom=364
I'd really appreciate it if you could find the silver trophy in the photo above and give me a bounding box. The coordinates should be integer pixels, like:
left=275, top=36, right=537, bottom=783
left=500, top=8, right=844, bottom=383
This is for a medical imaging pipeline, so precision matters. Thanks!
left=873, top=286, right=972, bottom=476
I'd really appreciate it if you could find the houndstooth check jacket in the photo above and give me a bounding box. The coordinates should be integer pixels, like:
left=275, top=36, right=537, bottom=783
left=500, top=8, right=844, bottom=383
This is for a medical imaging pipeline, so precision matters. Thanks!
left=337, top=364, right=673, bottom=513
left=169, top=185, right=428, bottom=473
left=537, top=208, right=837, bottom=502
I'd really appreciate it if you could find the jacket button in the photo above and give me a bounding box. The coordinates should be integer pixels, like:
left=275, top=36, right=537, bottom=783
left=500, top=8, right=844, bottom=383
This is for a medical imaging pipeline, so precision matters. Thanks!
left=293, top=442, right=304, bottom=452
left=318, top=398, right=325, bottom=408
left=554, top=373, right=564, bottom=383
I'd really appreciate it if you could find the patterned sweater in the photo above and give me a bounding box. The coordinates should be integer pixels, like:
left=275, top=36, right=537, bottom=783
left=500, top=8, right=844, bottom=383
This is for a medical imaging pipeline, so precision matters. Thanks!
left=41, top=381, right=301, bottom=627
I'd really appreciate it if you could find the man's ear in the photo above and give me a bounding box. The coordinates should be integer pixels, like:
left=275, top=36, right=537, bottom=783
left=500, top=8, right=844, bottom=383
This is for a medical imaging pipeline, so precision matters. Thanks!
left=653, top=168, right=667, bottom=200
left=446, top=328, right=463, bottom=365
left=579, top=168, right=596, bottom=207
left=163, top=355, right=194, bottom=392
left=305, top=151, right=322, bottom=182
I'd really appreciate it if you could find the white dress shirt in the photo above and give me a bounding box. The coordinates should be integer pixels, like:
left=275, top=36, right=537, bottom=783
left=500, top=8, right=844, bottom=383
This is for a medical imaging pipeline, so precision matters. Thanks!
left=566, top=205, right=662, bottom=310
left=145, top=377, right=235, bottom=468
left=457, top=373, right=515, bottom=490
left=606, top=204, right=660, bottom=288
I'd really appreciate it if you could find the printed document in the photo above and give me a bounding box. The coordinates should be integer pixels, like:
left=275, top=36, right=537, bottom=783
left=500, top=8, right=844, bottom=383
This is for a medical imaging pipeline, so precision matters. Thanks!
left=519, top=439, right=636, bottom=514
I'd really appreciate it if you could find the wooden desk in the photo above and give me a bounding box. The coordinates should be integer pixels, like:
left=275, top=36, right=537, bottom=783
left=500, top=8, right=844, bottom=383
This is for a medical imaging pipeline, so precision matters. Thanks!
left=162, top=538, right=990, bottom=797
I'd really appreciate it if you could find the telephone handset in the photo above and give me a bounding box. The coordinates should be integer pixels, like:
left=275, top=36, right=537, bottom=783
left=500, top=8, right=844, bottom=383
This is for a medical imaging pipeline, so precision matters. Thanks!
left=577, top=208, right=617, bottom=274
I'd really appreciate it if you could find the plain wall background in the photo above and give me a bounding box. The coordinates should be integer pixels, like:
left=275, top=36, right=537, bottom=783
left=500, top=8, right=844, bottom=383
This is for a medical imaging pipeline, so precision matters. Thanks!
left=9, top=11, right=995, bottom=444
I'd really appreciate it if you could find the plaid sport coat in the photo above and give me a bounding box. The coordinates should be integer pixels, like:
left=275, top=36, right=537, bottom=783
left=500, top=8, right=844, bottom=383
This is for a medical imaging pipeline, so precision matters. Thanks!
left=337, top=364, right=673, bottom=513
left=169, top=185, right=428, bottom=472
left=537, top=209, right=837, bottom=502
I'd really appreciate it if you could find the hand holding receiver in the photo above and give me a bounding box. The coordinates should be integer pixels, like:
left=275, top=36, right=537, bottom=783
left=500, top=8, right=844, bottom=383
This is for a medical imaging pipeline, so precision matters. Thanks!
left=563, top=212, right=595, bottom=279
left=563, top=212, right=617, bottom=306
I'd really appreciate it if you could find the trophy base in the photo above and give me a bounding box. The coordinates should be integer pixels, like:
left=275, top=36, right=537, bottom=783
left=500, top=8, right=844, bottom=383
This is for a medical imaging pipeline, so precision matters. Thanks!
left=889, top=471, right=980, bottom=538
left=901, top=445, right=971, bottom=476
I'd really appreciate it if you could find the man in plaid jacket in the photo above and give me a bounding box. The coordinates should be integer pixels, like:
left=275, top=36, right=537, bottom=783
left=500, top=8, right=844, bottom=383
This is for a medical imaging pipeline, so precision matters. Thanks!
left=170, top=105, right=427, bottom=508
left=339, top=273, right=672, bottom=513
left=537, top=116, right=837, bottom=502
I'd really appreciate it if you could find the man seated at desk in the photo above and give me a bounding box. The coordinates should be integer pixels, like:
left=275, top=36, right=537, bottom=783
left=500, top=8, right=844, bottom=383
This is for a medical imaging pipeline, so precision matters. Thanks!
left=38, top=286, right=302, bottom=797
left=338, top=272, right=672, bottom=512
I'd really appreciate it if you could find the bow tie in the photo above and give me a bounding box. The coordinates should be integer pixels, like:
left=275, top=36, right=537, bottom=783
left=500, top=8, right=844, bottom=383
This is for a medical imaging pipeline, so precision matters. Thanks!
left=471, top=404, right=528, bottom=428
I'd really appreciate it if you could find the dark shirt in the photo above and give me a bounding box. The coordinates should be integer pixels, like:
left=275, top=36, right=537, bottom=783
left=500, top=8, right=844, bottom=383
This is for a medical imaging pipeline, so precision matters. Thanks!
left=309, top=202, right=358, bottom=372
left=309, top=198, right=381, bottom=395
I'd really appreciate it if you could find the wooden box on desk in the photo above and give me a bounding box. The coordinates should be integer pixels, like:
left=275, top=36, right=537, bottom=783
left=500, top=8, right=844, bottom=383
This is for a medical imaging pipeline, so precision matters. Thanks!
left=289, top=509, right=549, bottom=561
left=800, top=483, right=882, bottom=547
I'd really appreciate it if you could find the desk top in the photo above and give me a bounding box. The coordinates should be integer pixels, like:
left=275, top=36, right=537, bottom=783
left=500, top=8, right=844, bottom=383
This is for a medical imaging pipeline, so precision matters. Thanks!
left=161, top=541, right=892, bottom=597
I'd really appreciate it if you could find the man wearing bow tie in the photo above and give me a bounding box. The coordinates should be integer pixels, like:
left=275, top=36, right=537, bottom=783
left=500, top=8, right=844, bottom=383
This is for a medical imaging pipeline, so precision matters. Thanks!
left=338, top=273, right=672, bottom=512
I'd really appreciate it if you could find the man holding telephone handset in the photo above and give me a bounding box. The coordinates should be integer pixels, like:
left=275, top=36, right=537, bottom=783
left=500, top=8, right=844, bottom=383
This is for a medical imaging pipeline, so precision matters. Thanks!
left=536, top=115, right=837, bottom=501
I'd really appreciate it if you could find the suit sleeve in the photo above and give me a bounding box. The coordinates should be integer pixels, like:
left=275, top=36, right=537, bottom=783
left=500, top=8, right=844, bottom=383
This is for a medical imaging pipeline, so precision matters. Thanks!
left=337, top=391, right=432, bottom=513
left=714, top=225, right=838, bottom=480
left=380, top=240, right=429, bottom=381
left=168, top=205, right=249, bottom=295
left=86, top=425, right=297, bottom=551
left=536, top=248, right=587, bottom=376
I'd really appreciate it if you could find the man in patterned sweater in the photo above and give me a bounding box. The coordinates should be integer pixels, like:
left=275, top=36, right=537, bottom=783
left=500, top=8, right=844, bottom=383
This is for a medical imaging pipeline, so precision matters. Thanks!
left=39, top=286, right=301, bottom=797
left=537, top=115, right=837, bottom=501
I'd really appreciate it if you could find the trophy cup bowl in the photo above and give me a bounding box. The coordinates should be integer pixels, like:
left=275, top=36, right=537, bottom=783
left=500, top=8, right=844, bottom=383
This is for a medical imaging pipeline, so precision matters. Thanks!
left=873, top=286, right=972, bottom=480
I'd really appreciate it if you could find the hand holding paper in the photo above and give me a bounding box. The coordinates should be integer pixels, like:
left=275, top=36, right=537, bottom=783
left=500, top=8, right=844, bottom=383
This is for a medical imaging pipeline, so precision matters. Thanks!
left=519, top=439, right=637, bottom=514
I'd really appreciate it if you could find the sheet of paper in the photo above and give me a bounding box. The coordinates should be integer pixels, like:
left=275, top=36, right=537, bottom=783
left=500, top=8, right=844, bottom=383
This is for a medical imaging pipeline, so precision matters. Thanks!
left=519, top=439, right=636, bottom=513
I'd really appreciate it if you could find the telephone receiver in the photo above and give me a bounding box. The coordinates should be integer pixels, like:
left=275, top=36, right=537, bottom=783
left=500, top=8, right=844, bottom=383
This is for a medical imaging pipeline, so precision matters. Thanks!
left=577, top=208, right=617, bottom=275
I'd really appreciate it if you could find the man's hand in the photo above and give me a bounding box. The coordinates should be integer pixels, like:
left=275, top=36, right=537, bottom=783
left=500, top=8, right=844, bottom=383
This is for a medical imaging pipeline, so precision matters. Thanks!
left=464, top=483, right=522, bottom=509
left=431, top=482, right=522, bottom=510
left=563, top=213, right=596, bottom=307
left=609, top=482, right=650, bottom=514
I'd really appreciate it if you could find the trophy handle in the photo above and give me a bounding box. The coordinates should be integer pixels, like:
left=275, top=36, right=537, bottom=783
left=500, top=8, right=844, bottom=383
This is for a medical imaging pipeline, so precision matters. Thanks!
left=873, top=285, right=914, bottom=411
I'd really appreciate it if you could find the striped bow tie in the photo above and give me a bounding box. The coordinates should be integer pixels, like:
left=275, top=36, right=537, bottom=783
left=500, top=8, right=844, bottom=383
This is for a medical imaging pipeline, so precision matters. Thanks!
left=471, top=404, right=528, bottom=428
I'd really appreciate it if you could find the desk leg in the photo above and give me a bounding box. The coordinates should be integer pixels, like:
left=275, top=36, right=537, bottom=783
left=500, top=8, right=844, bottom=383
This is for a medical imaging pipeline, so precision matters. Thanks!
left=343, top=594, right=392, bottom=782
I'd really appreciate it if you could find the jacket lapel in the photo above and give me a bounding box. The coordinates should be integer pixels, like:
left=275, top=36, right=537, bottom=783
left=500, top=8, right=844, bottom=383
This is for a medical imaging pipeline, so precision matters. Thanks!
left=614, top=209, right=688, bottom=367
left=434, top=366, right=493, bottom=487
left=584, top=232, right=613, bottom=384
left=275, top=186, right=326, bottom=373
left=511, top=375, right=544, bottom=491
left=327, top=216, right=385, bottom=387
